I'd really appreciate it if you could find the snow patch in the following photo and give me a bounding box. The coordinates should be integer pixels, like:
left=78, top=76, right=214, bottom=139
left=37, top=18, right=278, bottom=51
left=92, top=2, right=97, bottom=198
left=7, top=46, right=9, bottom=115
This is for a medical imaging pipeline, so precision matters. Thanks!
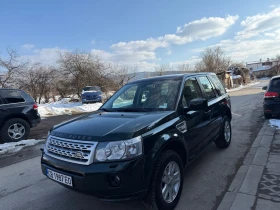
left=269, top=119, right=280, bottom=129
left=226, top=82, right=260, bottom=93
left=38, top=102, right=102, bottom=117
left=0, top=139, right=44, bottom=156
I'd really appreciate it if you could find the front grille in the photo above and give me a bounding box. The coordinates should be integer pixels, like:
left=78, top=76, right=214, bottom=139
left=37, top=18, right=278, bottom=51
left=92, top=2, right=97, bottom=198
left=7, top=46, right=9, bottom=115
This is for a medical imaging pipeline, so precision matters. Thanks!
left=45, top=135, right=97, bottom=165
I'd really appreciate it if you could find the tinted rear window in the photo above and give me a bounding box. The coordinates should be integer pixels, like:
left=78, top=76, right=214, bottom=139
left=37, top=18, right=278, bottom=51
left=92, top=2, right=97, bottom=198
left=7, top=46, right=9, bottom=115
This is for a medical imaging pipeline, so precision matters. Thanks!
left=269, top=79, right=280, bottom=92
left=209, top=74, right=226, bottom=96
left=0, top=90, right=25, bottom=104
left=20, top=91, right=35, bottom=103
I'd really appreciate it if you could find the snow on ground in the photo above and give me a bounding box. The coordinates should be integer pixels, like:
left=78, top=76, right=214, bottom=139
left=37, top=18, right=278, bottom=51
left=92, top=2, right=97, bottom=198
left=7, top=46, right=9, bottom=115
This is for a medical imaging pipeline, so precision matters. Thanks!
left=0, top=139, right=44, bottom=156
left=259, top=77, right=271, bottom=80
left=226, top=82, right=260, bottom=93
left=38, top=101, right=102, bottom=117
left=269, top=119, right=280, bottom=129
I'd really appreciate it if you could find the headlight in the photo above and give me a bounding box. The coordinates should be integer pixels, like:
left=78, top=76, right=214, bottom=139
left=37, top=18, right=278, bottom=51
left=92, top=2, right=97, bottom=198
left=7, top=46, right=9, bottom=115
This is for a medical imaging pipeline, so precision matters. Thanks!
left=95, top=136, right=142, bottom=162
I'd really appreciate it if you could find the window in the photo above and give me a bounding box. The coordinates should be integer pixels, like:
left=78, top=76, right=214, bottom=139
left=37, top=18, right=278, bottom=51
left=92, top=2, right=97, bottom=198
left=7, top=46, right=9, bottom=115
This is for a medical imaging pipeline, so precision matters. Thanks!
left=102, top=79, right=181, bottom=111
left=269, top=79, right=280, bottom=92
left=182, top=78, right=203, bottom=107
left=0, top=90, right=25, bottom=104
left=198, top=76, right=216, bottom=100
left=112, top=86, right=137, bottom=108
left=209, top=74, right=226, bottom=96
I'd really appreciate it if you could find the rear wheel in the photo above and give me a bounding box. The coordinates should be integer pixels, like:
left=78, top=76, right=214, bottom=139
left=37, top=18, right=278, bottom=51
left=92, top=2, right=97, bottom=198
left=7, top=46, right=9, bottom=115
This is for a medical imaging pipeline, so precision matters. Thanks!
left=215, top=117, right=231, bottom=148
left=0, top=118, right=30, bottom=143
left=144, top=150, right=183, bottom=210
left=264, top=113, right=272, bottom=119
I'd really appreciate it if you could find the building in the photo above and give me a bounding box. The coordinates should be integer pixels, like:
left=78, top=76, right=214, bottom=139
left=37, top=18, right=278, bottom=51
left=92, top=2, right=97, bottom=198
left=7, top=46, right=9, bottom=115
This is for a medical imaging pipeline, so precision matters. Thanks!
left=246, top=58, right=279, bottom=73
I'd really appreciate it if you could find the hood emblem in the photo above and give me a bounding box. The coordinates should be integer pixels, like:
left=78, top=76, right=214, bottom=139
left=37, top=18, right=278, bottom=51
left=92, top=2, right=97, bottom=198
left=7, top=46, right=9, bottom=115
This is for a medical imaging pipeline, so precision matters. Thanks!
left=74, top=151, right=84, bottom=159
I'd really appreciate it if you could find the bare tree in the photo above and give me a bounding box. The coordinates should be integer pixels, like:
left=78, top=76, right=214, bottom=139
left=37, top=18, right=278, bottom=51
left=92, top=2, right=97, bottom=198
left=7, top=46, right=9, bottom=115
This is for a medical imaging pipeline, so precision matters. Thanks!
left=58, top=51, right=112, bottom=97
left=154, top=64, right=170, bottom=76
left=18, top=63, right=57, bottom=103
left=195, top=47, right=231, bottom=73
left=177, top=63, right=193, bottom=72
left=0, top=48, right=26, bottom=88
left=112, top=64, right=137, bottom=89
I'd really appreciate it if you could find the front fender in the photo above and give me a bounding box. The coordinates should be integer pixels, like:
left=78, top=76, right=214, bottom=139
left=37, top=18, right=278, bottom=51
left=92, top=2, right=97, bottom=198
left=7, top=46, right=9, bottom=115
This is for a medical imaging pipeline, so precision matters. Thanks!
left=141, top=118, right=188, bottom=189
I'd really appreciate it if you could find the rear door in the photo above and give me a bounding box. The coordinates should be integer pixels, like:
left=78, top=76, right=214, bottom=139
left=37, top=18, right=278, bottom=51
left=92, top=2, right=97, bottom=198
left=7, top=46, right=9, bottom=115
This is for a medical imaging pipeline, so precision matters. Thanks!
left=197, top=76, right=222, bottom=145
left=180, top=77, right=210, bottom=159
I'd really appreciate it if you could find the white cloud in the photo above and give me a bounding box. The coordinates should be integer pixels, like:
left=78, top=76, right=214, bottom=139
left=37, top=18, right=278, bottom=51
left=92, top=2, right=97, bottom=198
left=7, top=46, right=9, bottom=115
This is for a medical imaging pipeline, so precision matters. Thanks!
left=21, top=44, right=35, bottom=50
left=264, top=32, right=276, bottom=37
left=211, top=37, right=280, bottom=61
left=111, top=38, right=169, bottom=52
left=236, top=7, right=280, bottom=39
left=24, top=47, right=67, bottom=65
left=111, top=15, right=238, bottom=53
left=91, top=49, right=156, bottom=62
left=177, top=15, right=239, bottom=41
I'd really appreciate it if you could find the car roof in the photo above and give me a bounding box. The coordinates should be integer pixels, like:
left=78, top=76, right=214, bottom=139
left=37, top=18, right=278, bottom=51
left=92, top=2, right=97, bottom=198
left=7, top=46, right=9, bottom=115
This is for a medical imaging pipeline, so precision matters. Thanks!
left=128, top=72, right=215, bottom=84
left=271, top=75, right=280, bottom=80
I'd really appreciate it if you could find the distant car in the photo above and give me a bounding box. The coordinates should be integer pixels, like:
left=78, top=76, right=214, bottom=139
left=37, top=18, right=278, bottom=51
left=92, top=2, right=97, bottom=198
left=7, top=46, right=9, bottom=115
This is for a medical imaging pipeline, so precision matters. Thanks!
left=0, top=89, right=41, bottom=143
left=262, top=75, right=280, bottom=119
left=81, top=86, right=103, bottom=104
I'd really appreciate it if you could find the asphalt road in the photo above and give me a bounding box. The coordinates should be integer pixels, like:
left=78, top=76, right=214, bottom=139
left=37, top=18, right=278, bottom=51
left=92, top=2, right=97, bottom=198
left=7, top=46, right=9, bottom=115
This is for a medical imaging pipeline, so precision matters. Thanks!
left=0, top=80, right=269, bottom=210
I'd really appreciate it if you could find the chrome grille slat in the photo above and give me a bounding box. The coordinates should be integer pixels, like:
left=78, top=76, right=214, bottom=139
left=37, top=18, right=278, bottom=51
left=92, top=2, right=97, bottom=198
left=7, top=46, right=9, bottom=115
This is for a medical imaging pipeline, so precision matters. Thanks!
left=45, top=135, right=97, bottom=165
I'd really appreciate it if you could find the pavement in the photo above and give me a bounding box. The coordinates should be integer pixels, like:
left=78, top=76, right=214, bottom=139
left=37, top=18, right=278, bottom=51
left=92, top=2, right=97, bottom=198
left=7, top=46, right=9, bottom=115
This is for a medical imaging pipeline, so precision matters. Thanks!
left=218, top=120, right=280, bottom=210
left=0, top=80, right=271, bottom=210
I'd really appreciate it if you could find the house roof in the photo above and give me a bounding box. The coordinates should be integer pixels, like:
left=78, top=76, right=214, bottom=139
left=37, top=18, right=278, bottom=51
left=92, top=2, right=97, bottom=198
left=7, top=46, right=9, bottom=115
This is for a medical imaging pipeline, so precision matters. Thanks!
left=252, top=66, right=271, bottom=72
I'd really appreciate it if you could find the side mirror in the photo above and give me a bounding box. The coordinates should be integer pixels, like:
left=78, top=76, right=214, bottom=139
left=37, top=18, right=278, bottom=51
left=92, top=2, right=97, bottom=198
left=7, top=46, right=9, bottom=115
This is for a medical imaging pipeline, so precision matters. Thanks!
left=262, top=86, right=267, bottom=90
left=189, top=98, right=208, bottom=110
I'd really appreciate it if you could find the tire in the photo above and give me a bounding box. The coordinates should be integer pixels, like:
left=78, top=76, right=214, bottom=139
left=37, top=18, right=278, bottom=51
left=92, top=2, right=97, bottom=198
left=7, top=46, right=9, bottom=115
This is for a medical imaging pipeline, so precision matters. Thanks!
left=144, top=150, right=184, bottom=210
left=215, top=116, right=231, bottom=148
left=264, top=113, right=272, bottom=119
left=0, top=118, right=30, bottom=143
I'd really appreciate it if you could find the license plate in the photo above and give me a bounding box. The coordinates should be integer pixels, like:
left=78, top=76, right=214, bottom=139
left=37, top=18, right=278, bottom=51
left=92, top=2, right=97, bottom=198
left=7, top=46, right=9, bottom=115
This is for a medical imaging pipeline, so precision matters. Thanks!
left=46, top=169, right=73, bottom=187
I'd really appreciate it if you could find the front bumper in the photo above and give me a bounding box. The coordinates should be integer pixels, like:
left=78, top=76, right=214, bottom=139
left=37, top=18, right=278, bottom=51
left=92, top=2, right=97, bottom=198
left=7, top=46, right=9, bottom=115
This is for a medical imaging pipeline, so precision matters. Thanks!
left=41, top=153, right=147, bottom=200
left=82, top=98, right=102, bottom=103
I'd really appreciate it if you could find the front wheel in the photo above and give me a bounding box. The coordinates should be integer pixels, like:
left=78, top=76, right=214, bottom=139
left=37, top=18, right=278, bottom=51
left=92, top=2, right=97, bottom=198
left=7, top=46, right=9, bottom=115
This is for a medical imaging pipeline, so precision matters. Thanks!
left=215, top=117, right=231, bottom=148
left=144, top=150, right=184, bottom=210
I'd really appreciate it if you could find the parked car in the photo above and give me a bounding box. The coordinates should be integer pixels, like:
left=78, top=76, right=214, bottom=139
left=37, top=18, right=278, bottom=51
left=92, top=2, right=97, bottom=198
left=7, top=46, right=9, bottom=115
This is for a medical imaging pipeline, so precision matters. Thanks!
left=81, top=86, right=103, bottom=104
left=262, top=75, right=280, bottom=119
left=0, top=89, right=41, bottom=143
left=41, top=73, right=232, bottom=210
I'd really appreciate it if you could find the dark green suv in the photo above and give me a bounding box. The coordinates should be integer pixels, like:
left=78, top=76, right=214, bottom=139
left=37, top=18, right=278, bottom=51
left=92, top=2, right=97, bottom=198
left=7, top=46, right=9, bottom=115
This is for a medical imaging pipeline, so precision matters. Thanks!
left=41, top=73, right=232, bottom=210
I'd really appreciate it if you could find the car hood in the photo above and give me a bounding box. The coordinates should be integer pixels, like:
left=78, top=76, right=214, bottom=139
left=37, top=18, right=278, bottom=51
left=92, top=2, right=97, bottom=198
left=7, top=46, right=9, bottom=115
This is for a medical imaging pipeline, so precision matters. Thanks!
left=50, top=111, right=176, bottom=141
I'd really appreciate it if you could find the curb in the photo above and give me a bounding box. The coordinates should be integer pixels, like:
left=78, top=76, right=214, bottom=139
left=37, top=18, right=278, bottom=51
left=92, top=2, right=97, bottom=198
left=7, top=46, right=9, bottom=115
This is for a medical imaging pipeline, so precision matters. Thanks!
left=217, top=120, right=277, bottom=210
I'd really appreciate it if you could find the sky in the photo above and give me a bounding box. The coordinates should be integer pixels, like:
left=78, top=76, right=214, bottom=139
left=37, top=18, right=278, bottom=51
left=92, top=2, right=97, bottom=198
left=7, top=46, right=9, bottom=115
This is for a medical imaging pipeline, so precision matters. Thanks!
left=0, top=0, right=280, bottom=71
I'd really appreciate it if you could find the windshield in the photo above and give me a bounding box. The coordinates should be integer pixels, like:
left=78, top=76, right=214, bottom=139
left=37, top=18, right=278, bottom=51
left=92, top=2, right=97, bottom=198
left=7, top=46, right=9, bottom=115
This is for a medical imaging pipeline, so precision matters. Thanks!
left=101, top=79, right=181, bottom=111
left=82, top=86, right=101, bottom=91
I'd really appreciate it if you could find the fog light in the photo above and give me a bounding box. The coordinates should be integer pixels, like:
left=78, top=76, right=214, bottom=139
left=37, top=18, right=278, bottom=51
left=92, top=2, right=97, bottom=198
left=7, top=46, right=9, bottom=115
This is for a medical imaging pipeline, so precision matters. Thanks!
left=108, top=174, right=121, bottom=187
